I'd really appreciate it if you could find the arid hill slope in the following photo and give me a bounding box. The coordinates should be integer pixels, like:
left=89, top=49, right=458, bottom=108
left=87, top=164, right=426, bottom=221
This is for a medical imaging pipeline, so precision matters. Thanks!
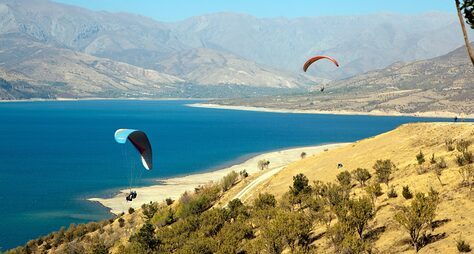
left=244, top=123, right=474, bottom=253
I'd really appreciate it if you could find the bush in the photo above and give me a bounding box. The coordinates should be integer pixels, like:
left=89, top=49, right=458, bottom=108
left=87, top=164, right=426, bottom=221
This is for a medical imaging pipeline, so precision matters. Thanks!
left=464, top=151, right=474, bottom=164
left=437, top=157, right=447, bottom=169
left=253, top=193, right=277, bottom=210
left=430, top=153, right=436, bottom=164
left=290, top=173, right=311, bottom=196
left=151, top=208, right=175, bottom=227
left=457, top=154, right=468, bottom=166
left=258, top=160, right=270, bottom=170
left=352, top=168, right=371, bottom=187
left=128, top=207, right=135, bottom=214
left=300, top=152, right=307, bottom=159
left=457, top=239, right=472, bottom=252
left=402, top=186, right=413, bottom=200
left=118, top=218, right=125, bottom=228
left=142, top=202, right=159, bottom=220
left=165, top=198, right=174, bottom=206
left=446, top=138, right=456, bottom=151
left=416, top=151, right=425, bottom=165
left=221, top=171, right=239, bottom=191
left=130, top=222, right=161, bottom=252
left=459, top=165, right=474, bottom=188
left=337, top=171, right=352, bottom=189
left=387, top=187, right=398, bottom=198
left=457, top=139, right=472, bottom=153
left=240, top=170, right=249, bottom=178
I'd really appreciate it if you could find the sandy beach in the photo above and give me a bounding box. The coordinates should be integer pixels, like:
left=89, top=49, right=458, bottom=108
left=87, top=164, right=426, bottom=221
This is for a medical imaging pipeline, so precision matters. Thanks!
left=89, top=143, right=345, bottom=215
left=188, top=103, right=474, bottom=119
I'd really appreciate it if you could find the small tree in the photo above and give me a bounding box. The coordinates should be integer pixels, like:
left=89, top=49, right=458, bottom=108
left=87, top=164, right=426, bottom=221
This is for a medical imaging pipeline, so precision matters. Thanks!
left=347, top=196, right=375, bottom=238
left=290, top=173, right=311, bottom=196
left=373, top=159, right=395, bottom=187
left=258, top=160, right=270, bottom=170
left=364, top=182, right=383, bottom=207
left=434, top=165, right=444, bottom=186
left=395, top=192, right=438, bottom=252
left=352, top=168, right=371, bottom=187
left=128, top=207, right=135, bottom=214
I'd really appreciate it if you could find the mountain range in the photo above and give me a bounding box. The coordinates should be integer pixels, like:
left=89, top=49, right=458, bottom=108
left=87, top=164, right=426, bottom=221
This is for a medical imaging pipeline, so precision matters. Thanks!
left=211, top=43, right=474, bottom=116
left=0, top=0, right=472, bottom=99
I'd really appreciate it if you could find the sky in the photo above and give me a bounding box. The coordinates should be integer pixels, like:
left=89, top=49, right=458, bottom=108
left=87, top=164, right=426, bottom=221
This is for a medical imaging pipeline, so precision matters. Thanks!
left=54, top=0, right=455, bottom=22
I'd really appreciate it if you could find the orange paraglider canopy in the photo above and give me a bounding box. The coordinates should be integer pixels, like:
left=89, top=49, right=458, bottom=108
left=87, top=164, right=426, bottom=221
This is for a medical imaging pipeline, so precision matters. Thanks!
left=303, top=56, right=339, bottom=72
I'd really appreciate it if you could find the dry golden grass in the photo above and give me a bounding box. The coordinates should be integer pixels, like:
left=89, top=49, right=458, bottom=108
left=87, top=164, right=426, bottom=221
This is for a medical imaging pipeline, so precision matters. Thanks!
left=247, top=122, right=474, bottom=253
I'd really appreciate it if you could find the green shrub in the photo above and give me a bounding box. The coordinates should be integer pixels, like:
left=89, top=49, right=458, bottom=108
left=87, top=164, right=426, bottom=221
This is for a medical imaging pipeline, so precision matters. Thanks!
left=290, top=173, right=311, bottom=196
left=221, top=171, right=239, bottom=191
left=337, top=171, right=352, bottom=189
left=165, top=198, right=174, bottom=206
left=128, top=207, right=135, bottom=214
left=457, top=139, right=472, bottom=153
left=464, top=151, right=474, bottom=164
left=416, top=151, right=425, bottom=165
left=118, top=218, right=125, bottom=228
left=446, top=138, right=455, bottom=151
left=457, top=154, right=468, bottom=166
left=387, top=187, right=398, bottom=198
left=240, top=170, right=249, bottom=178
left=457, top=239, right=472, bottom=252
left=402, top=186, right=413, bottom=200
left=300, top=152, right=307, bottom=159
left=151, top=208, right=175, bottom=227
left=352, top=168, right=371, bottom=187
left=253, top=193, right=277, bottom=210
left=430, top=153, right=436, bottom=164
left=437, top=157, right=448, bottom=169
left=373, top=159, right=395, bottom=187
left=395, top=192, right=438, bottom=252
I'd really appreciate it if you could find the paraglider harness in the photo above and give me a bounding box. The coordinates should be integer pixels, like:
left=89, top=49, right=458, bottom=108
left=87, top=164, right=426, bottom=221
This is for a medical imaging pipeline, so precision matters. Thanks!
left=126, top=191, right=137, bottom=201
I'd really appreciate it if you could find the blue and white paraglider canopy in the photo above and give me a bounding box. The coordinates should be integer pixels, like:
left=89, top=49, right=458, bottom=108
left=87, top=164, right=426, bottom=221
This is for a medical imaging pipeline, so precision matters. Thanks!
left=114, top=129, right=153, bottom=170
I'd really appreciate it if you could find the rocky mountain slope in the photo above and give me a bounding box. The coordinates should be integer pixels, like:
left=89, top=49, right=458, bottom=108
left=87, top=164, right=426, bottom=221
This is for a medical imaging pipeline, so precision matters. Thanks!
left=1, top=0, right=472, bottom=80
left=210, top=44, right=474, bottom=116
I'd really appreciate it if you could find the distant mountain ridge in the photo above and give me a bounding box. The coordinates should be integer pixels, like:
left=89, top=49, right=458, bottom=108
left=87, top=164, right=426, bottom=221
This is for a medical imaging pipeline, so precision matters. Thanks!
left=0, top=0, right=472, bottom=99
left=210, top=44, right=474, bottom=116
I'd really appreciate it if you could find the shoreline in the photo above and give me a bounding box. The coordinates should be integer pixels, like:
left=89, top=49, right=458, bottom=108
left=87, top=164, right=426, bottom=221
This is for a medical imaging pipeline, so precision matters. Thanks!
left=0, top=97, right=212, bottom=103
left=89, top=143, right=346, bottom=215
left=188, top=103, right=474, bottom=119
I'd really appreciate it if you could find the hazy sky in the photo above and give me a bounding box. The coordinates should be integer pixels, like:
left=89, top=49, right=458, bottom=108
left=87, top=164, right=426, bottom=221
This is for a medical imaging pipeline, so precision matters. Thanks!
left=54, top=0, right=455, bottom=22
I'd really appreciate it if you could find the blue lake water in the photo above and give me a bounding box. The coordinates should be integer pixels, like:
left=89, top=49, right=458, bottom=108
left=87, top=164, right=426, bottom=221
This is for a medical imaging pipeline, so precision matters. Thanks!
left=0, top=100, right=456, bottom=249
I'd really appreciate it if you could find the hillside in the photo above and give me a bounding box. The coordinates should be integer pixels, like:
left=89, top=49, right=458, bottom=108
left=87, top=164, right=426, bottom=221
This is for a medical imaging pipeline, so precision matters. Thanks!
left=208, top=44, right=474, bottom=117
left=7, top=123, right=474, bottom=253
